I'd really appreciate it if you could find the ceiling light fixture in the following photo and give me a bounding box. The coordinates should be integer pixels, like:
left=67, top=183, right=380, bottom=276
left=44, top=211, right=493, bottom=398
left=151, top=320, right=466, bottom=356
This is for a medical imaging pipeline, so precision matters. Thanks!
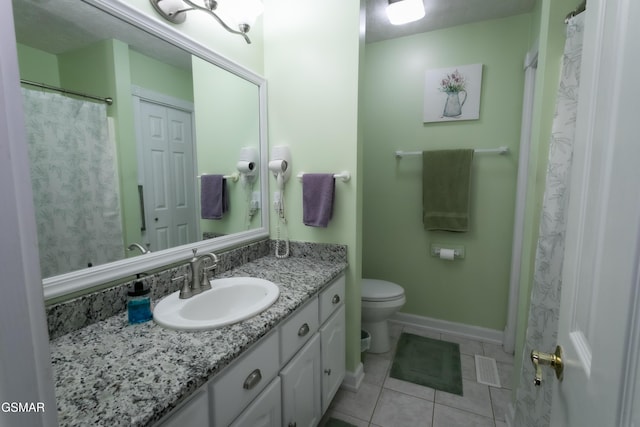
left=149, top=0, right=264, bottom=44
left=386, top=0, right=426, bottom=25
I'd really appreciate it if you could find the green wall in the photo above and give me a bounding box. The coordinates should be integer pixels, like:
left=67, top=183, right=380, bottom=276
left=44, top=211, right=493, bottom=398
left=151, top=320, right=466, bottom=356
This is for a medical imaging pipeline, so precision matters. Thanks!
left=16, top=44, right=59, bottom=85
left=264, top=0, right=363, bottom=373
left=129, top=49, right=193, bottom=102
left=362, top=14, right=531, bottom=331
left=192, top=56, right=261, bottom=236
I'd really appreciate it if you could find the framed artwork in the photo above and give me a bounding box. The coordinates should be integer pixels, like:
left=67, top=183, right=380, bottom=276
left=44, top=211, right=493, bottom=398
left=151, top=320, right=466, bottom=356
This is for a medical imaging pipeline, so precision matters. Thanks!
left=423, top=63, right=483, bottom=123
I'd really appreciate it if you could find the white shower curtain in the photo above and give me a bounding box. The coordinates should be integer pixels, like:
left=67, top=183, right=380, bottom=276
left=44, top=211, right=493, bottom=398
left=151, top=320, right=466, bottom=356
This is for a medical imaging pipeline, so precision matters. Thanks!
left=513, top=13, right=585, bottom=426
left=22, top=88, right=124, bottom=278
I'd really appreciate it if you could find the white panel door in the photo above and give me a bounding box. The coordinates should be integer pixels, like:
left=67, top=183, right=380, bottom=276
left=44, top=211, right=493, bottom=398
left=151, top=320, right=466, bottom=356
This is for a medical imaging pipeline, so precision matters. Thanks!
left=549, top=0, right=640, bottom=425
left=166, top=106, right=196, bottom=246
left=139, top=100, right=196, bottom=251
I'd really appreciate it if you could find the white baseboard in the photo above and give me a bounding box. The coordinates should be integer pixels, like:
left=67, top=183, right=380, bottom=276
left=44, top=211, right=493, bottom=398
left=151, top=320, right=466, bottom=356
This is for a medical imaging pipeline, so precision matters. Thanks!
left=391, top=312, right=504, bottom=345
left=340, top=362, right=364, bottom=392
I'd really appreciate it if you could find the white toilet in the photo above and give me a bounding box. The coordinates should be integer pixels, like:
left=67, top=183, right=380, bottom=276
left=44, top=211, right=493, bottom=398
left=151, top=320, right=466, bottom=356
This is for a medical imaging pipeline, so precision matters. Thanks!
left=361, top=278, right=406, bottom=354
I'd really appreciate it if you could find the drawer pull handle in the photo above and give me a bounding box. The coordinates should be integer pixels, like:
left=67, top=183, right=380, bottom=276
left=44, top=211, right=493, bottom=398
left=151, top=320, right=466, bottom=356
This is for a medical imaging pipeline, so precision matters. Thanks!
left=332, top=294, right=340, bottom=304
left=298, top=323, right=310, bottom=337
left=324, top=368, right=332, bottom=375
left=288, top=423, right=297, bottom=427
left=243, top=369, right=262, bottom=390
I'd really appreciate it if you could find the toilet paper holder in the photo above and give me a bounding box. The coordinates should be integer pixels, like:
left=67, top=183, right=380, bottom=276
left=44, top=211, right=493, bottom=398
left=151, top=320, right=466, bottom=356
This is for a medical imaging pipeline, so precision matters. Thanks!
left=431, top=244, right=465, bottom=260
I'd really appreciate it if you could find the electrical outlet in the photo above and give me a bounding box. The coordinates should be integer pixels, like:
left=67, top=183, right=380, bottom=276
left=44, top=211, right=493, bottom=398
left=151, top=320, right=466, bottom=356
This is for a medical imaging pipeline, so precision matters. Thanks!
left=251, top=191, right=261, bottom=209
left=273, top=191, right=281, bottom=211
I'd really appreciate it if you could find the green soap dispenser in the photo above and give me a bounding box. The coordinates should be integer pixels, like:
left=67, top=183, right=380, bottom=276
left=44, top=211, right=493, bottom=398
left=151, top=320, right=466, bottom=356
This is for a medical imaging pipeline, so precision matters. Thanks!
left=127, top=274, right=153, bottom=324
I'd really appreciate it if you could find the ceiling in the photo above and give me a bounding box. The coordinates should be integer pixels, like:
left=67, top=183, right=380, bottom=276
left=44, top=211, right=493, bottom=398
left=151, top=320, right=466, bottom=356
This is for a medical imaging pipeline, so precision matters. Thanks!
left=12, top=0, right=191, bottom=69
left=12, top=0, right=538, bottom=60
left=365, top=0, right=537, bottom=43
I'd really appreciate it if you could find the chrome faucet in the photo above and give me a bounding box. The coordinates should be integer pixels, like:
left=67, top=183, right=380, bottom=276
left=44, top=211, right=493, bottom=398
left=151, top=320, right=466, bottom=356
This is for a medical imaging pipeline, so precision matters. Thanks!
left=175, top=249, right=219, bottom=299
left=128, top=243, right=150, bottom=254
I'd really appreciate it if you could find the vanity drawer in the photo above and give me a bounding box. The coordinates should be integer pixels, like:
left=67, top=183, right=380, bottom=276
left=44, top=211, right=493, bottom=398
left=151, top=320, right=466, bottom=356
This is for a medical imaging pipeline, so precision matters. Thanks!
left=210, top=330, right=280, bottom=427
left=280, top=298, right=319, bottom=365
left=319, top=275, right=345, bottom=324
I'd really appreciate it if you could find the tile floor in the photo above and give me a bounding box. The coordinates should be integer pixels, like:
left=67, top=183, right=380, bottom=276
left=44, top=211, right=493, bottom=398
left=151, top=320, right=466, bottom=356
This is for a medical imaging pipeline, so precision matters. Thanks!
left=322, top=323, right=514, bottom=427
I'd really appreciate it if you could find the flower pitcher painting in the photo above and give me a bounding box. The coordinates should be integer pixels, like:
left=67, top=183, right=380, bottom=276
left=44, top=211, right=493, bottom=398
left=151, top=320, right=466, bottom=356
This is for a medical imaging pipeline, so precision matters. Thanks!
left=423, top=63, right=483, bottom=123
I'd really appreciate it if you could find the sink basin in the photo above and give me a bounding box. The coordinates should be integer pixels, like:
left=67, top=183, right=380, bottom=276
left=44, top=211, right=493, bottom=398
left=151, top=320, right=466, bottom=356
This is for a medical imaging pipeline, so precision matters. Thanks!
left=153, top=277, right=280, bottom=331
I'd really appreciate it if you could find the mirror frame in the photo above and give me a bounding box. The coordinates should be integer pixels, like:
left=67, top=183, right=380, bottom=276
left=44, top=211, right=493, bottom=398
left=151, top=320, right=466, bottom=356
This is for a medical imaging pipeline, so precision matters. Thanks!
left=42, top=0, right=269, bottom=300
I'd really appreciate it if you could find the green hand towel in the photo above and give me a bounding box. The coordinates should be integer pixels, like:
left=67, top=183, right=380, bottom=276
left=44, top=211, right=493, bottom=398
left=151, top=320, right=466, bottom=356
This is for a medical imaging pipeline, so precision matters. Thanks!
left=422, top=149, right=474, bottom=232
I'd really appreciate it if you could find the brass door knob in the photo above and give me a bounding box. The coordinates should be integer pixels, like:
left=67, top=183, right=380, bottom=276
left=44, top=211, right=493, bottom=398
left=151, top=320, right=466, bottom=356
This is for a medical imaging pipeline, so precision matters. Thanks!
left=530, top=345, right=563, bottom=386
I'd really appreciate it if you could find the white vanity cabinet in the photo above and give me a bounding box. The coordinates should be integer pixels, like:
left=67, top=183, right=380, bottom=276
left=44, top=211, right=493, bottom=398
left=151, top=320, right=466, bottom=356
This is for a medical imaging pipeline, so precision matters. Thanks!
left=279, top=275, right=345, bottom=427
left=154, top=274, right=345, bottom=427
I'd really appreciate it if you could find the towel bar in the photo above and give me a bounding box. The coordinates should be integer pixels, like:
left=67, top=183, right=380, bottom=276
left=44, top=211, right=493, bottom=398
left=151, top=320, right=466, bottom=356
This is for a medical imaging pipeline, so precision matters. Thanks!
left=297, top=171, right=351, bottom=182
left=197, top=172, right=240, bottom=183
left=394, top=146, right=509, bottom=158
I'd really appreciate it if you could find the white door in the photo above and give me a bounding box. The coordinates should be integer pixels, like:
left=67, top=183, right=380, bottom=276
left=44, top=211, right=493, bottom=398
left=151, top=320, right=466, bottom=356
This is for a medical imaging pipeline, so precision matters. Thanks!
left=139, top=100, right=197, bottom=251
left=548, top=0, right=640, bottom=425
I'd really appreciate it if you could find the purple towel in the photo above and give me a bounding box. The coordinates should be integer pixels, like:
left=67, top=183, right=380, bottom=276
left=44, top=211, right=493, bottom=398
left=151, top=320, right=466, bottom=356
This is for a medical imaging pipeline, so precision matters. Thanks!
left=200, top=175, right=228, bottom=220
left=302, top=173, right=335, bottom=227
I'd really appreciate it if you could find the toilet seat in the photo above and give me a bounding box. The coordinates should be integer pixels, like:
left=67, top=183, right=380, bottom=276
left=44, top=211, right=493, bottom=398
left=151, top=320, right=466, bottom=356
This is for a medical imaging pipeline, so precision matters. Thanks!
left=362, top=279, right=405, bottom=302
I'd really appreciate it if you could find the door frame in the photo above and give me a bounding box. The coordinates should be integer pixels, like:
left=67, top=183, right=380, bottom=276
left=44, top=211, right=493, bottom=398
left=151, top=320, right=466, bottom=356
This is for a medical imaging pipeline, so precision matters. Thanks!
left=503, top=45, right=539, bottom=354
left=131, top=85, right=199, bottom=249
left=0, top=1, right=57, bottom=424
left=550, top=0, right=640, bottom=423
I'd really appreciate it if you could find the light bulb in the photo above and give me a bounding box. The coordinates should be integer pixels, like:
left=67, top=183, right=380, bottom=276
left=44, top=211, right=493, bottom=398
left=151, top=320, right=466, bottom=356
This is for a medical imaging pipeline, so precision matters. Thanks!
left=217, top=0, right=264, bottom=29
left=386, top=0, right=425, bottom=25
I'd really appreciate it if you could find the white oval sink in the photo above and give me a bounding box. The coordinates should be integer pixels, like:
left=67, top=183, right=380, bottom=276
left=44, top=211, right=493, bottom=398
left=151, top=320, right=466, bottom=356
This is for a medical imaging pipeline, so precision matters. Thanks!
left=153, top=277, right=280, bottom=331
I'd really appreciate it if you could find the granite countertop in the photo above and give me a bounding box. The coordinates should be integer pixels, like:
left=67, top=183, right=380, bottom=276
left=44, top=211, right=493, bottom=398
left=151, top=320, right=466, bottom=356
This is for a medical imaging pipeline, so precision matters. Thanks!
left=50, top=255, right=348, bottom=426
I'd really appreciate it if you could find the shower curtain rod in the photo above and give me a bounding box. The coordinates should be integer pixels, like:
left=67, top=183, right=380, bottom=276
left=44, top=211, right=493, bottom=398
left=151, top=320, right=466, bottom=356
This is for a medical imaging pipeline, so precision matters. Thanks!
left=394, top=146, right=509, bottom=158
left=565, top=0, right=586, bottom=23
left=20, top=79, right=113, bottom=105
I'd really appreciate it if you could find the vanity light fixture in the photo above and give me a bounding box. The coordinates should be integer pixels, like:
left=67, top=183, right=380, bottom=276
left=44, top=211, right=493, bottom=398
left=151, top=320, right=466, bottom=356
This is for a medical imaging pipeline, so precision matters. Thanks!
left=386, top=0, right=426, bottom=25
left=149, top=0, right=264, bottom=44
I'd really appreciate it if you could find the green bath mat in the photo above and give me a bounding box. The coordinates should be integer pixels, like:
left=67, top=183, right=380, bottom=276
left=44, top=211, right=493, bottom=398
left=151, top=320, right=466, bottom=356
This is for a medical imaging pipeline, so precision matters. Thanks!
left=390, top=333, right=463, bottom=395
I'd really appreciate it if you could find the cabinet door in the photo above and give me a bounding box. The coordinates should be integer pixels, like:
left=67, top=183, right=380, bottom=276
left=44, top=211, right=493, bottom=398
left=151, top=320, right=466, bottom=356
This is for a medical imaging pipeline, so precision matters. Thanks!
left=156, top=389, right=209, bottom=427
left=210, top=330, right=280, bottom=426
left=280, top=333, right=321, bottom=427
left=320, top=305, right=345, bottom=413
left=230, top=377, right=281, bottom=427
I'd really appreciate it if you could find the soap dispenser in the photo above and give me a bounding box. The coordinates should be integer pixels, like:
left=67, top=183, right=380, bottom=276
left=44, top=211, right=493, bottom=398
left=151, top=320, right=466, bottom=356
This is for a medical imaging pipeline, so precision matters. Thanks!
left=127, top=274, right=153, bottom=324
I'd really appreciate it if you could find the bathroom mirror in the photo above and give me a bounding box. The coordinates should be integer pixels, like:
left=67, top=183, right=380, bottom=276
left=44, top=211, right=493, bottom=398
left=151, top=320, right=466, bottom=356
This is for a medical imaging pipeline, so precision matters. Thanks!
left=11, top=0, right=269, bottom=299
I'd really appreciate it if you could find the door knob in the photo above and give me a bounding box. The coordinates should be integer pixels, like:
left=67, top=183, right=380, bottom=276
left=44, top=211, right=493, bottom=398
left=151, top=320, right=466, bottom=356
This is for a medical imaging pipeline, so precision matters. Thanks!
left=530, top=345, right=563, bottom=386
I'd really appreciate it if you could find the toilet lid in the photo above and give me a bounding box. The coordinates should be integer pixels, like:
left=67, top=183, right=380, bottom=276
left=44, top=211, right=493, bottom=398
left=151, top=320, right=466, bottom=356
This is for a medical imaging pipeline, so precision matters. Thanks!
left=362, top=279, right=405, bottom=302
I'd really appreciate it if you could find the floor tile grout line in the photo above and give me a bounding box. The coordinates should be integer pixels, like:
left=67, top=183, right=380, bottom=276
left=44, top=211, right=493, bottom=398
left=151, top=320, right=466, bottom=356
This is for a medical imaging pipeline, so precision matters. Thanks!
left=433, top=401, right=498, bottom=424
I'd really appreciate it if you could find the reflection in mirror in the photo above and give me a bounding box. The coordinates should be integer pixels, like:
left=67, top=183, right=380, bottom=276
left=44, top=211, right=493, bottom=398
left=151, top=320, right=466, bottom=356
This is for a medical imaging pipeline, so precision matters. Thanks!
left=11, top=0, right=266, bottom=289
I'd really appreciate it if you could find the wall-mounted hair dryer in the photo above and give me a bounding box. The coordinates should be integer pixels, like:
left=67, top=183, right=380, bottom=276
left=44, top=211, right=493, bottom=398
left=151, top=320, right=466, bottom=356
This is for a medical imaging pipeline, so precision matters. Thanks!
left=237, top=147, right=258, bottom=178
left=269, top=145, right=292, bottom=189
